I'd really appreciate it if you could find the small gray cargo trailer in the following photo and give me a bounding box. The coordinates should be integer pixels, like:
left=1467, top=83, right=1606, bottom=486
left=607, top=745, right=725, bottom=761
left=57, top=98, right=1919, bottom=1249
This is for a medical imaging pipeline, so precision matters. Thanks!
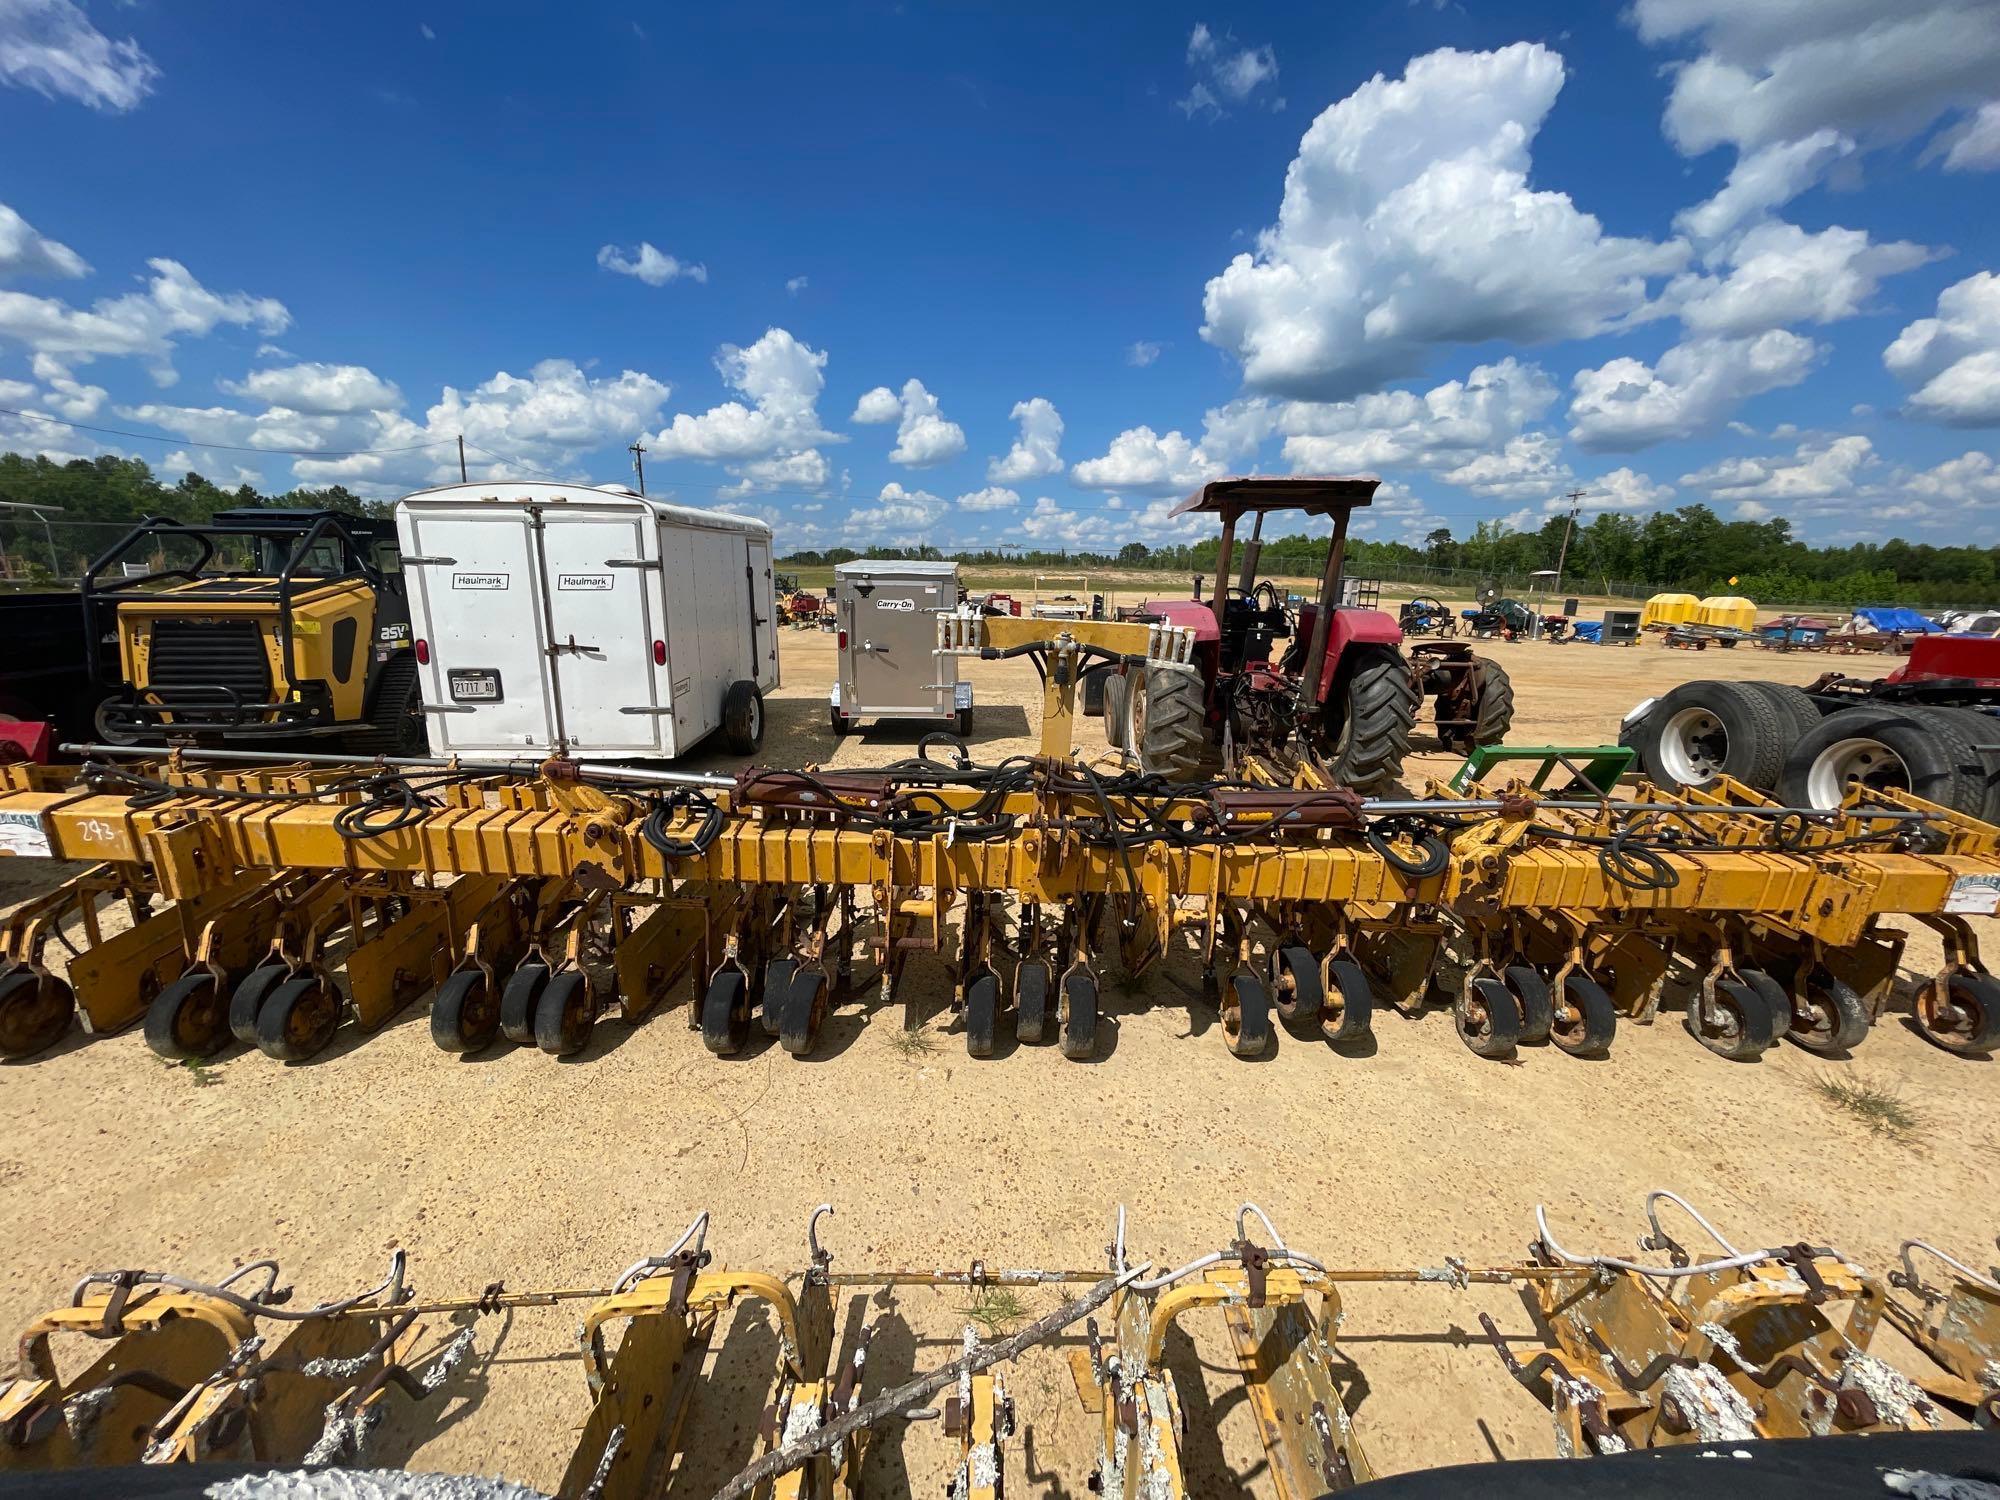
left=829, top=559, right=972, bottom=736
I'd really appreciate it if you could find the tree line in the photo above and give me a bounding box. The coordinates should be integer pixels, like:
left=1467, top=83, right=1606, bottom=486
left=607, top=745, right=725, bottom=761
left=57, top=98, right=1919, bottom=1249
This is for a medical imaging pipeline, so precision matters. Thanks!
left=1, top=451, right=1991, bottom=608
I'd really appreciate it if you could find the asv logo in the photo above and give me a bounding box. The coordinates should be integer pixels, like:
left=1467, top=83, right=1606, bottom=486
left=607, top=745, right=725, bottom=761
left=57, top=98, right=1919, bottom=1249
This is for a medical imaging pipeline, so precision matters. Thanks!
left=874, top=598, right=915, bottom=612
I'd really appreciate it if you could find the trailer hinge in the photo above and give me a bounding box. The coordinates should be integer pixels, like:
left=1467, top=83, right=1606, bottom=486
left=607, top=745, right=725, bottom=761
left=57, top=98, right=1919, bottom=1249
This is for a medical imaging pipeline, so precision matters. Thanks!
left=401, top=555, right=458, bottom=567
left=604, top=558, right=660, bottom=570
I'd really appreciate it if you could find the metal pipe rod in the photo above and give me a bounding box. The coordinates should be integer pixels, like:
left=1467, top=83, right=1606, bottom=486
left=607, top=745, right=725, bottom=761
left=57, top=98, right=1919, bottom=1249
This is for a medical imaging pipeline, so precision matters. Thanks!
left=60, top=742, right=737, bottom=791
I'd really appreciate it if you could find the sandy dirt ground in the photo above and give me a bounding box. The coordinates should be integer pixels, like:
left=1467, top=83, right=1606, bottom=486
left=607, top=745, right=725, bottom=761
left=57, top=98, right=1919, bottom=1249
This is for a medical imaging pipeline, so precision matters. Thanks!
left=1, top=618, right=1995, bottom=1494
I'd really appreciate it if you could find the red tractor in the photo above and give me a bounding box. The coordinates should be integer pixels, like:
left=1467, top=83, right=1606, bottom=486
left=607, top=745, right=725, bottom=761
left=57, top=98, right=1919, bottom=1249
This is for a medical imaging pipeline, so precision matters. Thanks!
left=1099, top=477, right=1514, bottom=791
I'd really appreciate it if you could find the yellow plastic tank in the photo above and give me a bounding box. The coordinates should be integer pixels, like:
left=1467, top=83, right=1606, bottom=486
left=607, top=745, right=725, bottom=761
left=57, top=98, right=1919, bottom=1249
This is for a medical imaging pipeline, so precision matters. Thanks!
left=1695, top=595, right=1757, bottom=631
left=1640, top=592, right=1699, bottom=629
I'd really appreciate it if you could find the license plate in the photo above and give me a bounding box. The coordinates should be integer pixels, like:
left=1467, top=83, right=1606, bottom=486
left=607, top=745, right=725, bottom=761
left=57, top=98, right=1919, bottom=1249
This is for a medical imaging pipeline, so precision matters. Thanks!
left=448, top=668, right=502, bottom=703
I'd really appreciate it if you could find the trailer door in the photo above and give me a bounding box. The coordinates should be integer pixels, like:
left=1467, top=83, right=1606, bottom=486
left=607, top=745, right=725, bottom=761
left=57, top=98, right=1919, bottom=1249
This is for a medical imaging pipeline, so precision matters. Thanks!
left=399, top=503, right=555, bottom=754
left=745, top=536, right=778, bottom=689
left=537, top=504, right=663, bottom=754
left=852, top=573, right=948, bottom=716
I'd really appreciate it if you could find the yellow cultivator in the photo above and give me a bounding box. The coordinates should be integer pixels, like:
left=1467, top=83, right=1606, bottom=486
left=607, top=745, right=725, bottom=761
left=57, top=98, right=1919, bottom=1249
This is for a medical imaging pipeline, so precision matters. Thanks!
left=0, top=1196, right=1986, bottom=1494
left=1, top=618, right=1998, bottom=1068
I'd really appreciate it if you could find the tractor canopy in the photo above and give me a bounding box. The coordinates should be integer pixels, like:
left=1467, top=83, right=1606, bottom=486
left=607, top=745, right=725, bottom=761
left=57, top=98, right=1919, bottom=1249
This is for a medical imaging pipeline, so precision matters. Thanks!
left=1169, top=475, right=1381, bottom=519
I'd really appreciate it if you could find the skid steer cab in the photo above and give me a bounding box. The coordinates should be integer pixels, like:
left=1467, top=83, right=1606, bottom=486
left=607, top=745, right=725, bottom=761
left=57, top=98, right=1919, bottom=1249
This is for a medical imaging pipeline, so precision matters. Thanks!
left=84, top=508, right=422, bottom=754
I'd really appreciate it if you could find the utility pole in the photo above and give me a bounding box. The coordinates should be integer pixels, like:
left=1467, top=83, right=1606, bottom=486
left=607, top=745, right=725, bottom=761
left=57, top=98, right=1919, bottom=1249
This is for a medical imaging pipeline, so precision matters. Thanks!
left=1553, top=488, right=1587, bottom=593
left=629, top=440, right=647, bottom=496
left=457, top=434, right=468, bottom=483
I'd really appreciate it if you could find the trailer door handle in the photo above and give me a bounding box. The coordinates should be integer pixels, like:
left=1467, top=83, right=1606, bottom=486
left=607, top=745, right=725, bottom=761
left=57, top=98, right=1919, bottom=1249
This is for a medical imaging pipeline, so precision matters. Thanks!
left=401, top=555, right=458, bottom=567
left=605, top=558, right=658, bottom=570
left=547, top=635, right=600, bottom=657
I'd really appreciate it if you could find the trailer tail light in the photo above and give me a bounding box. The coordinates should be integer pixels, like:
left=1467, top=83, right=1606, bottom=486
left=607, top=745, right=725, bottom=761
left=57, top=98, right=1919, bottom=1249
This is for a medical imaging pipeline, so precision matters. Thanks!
left=838, top=629, right=848, bottom=650
left=652, top=639, right=666, bottom=666
left=414, top=638, right=430, bottom=665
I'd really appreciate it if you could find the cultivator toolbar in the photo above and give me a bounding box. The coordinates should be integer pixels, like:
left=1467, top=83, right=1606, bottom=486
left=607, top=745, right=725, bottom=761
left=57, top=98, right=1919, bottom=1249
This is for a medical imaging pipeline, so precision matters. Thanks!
left=1, top=629, right=1998, bottom=1068
left=1, top=1194, right=1989, bottom=1495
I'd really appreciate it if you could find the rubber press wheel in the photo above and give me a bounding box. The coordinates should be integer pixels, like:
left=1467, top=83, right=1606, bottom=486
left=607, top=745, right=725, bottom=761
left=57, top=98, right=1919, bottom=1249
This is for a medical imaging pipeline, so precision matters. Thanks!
left=762, top=958, right=798, bottom=1035
left=1059, top=970, right=1098, bottom=1060
left=1916, top=972, right=2000, bottom=1056
left=255, top=973, right=342, bottom=1062
left=1503, top=964, right=1554, bottom=1045
left=430, top=969, right=499, bottom=1054
left=1014, top=961, right=1052, bottom=1044
left=0, top=968, right=74, bottom=1059
left=1456, top=977, right=1522, bottom=1059
left=962, top=972, right=1000, bottom=1058
left=1272, top=946, right=1323, bottom=1026
left=1788, top=971, right=1869, bottom=1057
left=779, top=969, right=830, bottom=1056
left=1221, top=970, right=1273, bottom=1058
left=533, top=970, right=594, bottom=1057
left=701, top=970, right=751, bottom=1055
left=145, top=971, right=230, bottom=1061
left=229, top=962, right=290, bottom=1047
left=499, top=961, right=549, bottom=1046
left=1741, top=967, right=1796, bottom=1042
left=1322, top=958, right=1375, bottom=1045
left=1688, top=976, right=1779, bottom=1061
left=1551, top=974, right=1617, bottom=1058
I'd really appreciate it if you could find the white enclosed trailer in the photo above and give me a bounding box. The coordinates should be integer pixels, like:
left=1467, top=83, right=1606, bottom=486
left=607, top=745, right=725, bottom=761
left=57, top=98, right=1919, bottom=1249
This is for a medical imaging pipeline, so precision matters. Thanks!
left=830, top=558, right=972, bottom=736
left=395, top=482, right=777, bottom=760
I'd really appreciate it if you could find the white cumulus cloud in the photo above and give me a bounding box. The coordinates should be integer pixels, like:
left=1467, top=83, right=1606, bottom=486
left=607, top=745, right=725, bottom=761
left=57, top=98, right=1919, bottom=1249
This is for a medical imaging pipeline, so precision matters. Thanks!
left=987, top=396, right=1063, bottom=483
left=850, top=377, right=965, bottom=467
left=596, top=242, right=707, bottom=286
left=1180, top=21, right=1281, bottom=119
left=1199, top=43, right=1684, bottom=400
left=221, top=361, right=403, bottom=415
left=1884, top=271, right=2000, bottom=427
left=1680, top=433, right=1878, bottom=504
left=957, top=485, right=1021, bottom=512
left=1933, top=102, right=2000, bottom=171
left=845, top=481, right=945, bottom=542
left=0, top=202, right=87, bottom=281
left=0, top=0, right=159, bottom=111
left=1568, top=330, right=1820, bottom=450
left=648, top=327, right=837, bottom=494
left=1071, top=425, right=1223, bottom=495
left=1665, top=221, right=1935, bottom=337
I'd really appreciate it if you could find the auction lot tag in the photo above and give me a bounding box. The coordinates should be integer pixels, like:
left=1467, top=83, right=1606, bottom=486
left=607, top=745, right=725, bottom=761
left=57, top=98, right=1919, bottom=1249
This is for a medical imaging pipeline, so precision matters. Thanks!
left=0, top=810, right=52, bottom=858
left=1945, top=873, right=2000, bottom=915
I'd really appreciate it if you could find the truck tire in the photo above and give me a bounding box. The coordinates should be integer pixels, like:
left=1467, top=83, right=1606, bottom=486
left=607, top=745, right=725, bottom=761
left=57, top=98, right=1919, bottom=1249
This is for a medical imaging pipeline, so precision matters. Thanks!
left=1778, top=705, right=1986, bottom=814
left=1116, top=663, right=1206, bottom=781
left=1913, top=706, right=2000, bottom=823
left=721, top=680, right=766, bottom=755
left=1471, top=658, right=1514, bottom=747
left=1627, top=680, right=1787, bottom=792
left=348, top=655, right=426, bottom=757
left=1745, top=681, right=1822, bottom=744
left=1321, top=645, right=1415, bottom=794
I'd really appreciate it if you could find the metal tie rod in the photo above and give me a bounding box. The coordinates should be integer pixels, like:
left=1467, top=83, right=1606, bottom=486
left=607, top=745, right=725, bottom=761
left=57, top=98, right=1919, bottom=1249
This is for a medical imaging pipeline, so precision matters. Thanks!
left=63, top=743, right=1932, bottom=820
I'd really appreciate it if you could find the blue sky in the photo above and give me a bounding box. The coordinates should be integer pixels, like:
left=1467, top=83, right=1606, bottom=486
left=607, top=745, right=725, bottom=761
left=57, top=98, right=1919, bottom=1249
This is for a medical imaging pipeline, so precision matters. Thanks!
left=1, top=0, right=1997, bottom=554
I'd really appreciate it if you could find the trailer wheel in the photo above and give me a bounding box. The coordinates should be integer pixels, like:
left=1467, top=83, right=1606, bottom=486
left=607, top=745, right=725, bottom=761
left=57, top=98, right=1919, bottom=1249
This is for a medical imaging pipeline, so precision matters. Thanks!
left=1471, top=659, right=1515, bottom=747
left=1323, top=958, right=1374, bottom=1044
left=721, top=680, right=766, bottom=755
left=1271, top=945, right=1323, bottom=1025
left=145, top=970, right=229, bottom=1061
left=1551, top=974, right=1616, bottom=1058
left=830, top=704, right=854, bottom=737
left=1789, top=972, right=1869, bottom=1056
left=533, top=971, right=594, bottom=1057
left=1059, top=970, right=1098, bottom=1060
left=1221, top=970, right=1273, bottom=1058
left=1779, top=706, right=1985, bottom=814
left=1688, top=976, right=1778, bottom=1061
left=1917, top=972, right=2000, bottom=1055
left=431, top=969, right=499, bottom=1054
left=962, top=972, right=1000, bottom=1058
left=1456, top=977, right=1521, bottom=1059
left=1014, top=960, right=1051, bottom=1044
left=1322, top=645, right=1416, bottom=794
left=1115, top=663, right=1206, bottom=780
left=255, top=973, right=342, bottom=1062
left=1503, top=964, right=1553, bottom=1044
left=0, top=968, right=74, bottom=1059
left=500, top=961, right=549, bottom=1046
left=229, top=962, right=290, bottom=1046
left=953, top=704, right=974, bottom=739
left=1633, top=680, right=1789, bottom=792
left=701, top=970, right=751, bottom=1055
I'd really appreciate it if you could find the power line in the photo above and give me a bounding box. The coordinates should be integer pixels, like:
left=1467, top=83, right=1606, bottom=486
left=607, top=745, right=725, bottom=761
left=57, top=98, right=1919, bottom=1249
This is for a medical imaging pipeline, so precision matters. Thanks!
left=0, top=405, right=459, bottom=457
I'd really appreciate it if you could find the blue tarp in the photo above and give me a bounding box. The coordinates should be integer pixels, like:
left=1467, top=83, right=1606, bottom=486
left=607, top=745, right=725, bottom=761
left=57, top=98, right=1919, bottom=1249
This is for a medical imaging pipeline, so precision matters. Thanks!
left=1852, top=607, right=1941, bottom=632
left=1573, top=620, right=1603, bottom=643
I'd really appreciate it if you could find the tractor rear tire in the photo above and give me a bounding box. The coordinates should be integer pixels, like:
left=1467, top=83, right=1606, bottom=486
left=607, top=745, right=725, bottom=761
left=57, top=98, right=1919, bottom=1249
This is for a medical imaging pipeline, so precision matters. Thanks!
left=721, top=681, right=766, bottom=755
left=1112, top=663, right=1206, bottom=781
left=348, top=655, right=426, bottom=757
left=1322, top=646, right=1415, bottom=794
left=1471, top=659, right=1515, bottom=747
